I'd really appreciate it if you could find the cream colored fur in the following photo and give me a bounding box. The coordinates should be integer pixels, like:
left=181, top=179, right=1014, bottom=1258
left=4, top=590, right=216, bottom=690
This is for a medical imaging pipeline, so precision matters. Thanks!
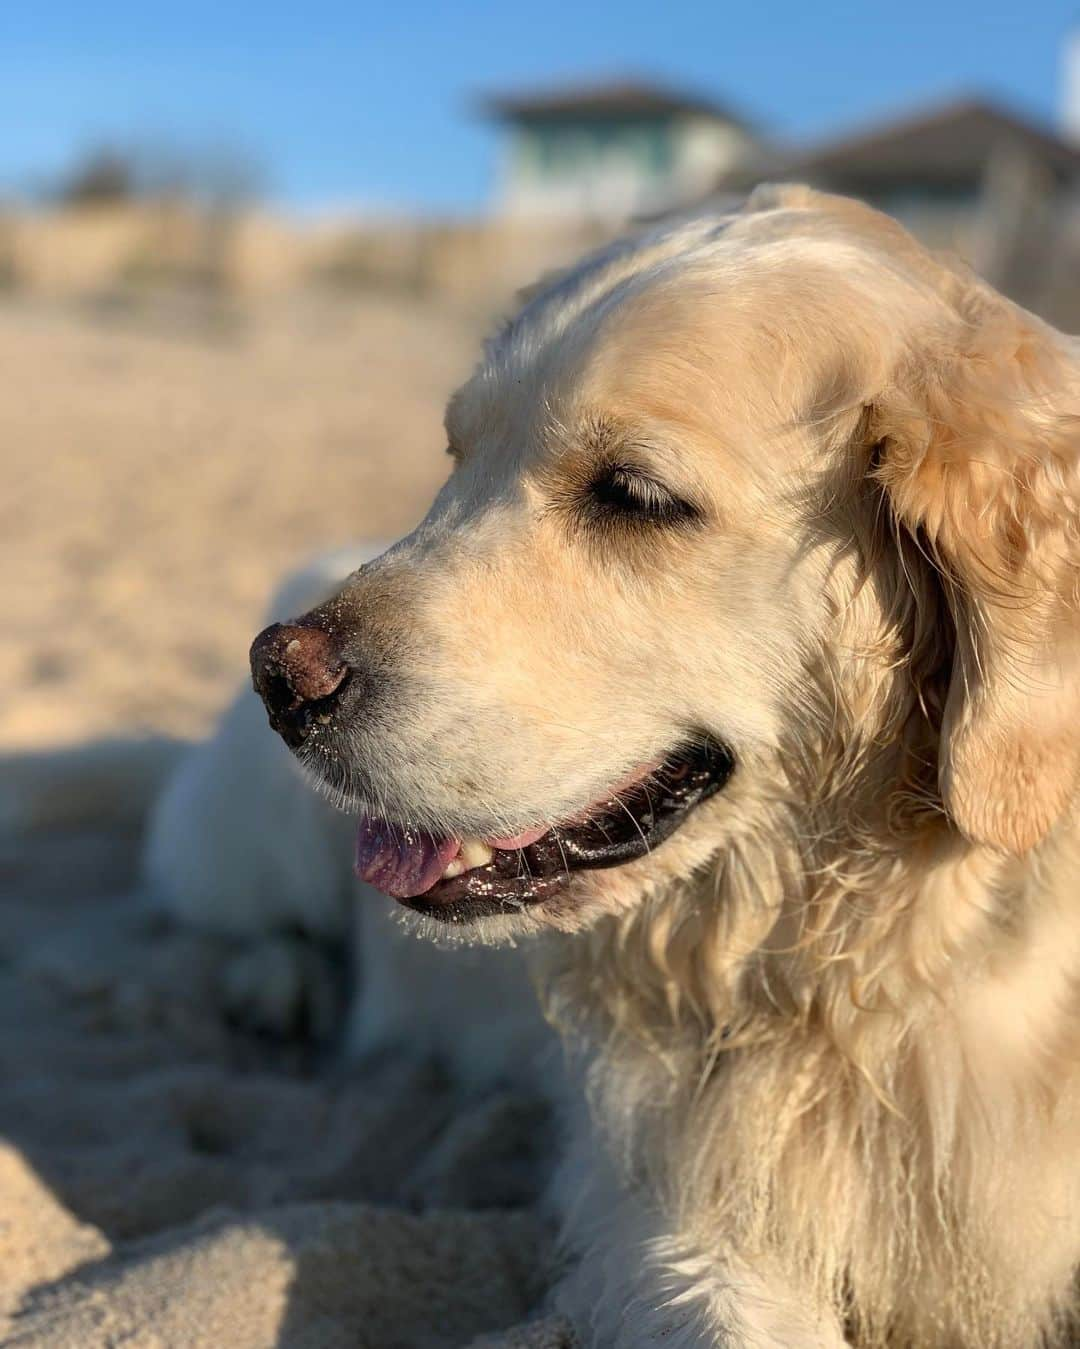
left=236, top=188, right=1080, bottom=1346
left=532, top=190, right=1080, bottom=1348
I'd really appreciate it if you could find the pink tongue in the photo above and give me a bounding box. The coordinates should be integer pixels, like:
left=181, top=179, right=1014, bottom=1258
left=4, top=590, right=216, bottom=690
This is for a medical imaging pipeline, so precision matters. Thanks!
left=354, top=816, right=460, bottom=899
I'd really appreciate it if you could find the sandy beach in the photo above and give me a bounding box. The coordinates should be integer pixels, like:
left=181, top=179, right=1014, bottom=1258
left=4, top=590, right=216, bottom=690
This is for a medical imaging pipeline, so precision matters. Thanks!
left=2, top=291, right=481, bottom=746
left=1, top=292, right=571, bottom=1346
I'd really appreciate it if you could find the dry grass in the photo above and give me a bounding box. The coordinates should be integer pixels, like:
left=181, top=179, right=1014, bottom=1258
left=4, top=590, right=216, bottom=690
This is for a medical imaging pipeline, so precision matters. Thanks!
left=2, top=292, right=482, bottom=747
left=0, top=204, right=611, bottom=305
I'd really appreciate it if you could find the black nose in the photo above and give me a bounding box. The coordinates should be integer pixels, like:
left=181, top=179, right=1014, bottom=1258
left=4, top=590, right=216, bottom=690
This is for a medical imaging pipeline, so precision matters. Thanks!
left=249, top=621, right=349, bottom=748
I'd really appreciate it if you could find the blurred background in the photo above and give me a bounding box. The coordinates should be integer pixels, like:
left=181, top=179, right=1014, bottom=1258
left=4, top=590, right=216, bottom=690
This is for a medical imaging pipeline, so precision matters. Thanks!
left=3, top=0, right=1079, bottom=750
left=1, top=8, right=1080, bottom=1336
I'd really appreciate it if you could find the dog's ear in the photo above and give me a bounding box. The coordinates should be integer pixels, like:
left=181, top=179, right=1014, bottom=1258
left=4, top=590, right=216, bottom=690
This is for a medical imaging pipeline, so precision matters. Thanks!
left=872, top=282, right=1080, bottom=854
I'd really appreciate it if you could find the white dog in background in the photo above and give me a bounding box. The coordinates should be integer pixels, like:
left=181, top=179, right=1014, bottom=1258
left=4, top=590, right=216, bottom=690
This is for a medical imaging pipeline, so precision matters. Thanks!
left=142, top=543, right=550, bottom=1086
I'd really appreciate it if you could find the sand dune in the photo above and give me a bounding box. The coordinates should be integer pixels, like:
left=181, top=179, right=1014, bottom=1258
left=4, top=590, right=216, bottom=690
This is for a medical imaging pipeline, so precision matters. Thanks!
left=2, top=292, right=481, bottom=746
left=1, top=294, right=575, bottom=1346
left=0, top=812, right=568, bottom=1347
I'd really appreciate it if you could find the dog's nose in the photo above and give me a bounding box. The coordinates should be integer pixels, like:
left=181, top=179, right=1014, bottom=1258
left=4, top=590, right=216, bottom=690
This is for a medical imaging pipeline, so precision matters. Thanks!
left=249, top=621, right=349, bottom=748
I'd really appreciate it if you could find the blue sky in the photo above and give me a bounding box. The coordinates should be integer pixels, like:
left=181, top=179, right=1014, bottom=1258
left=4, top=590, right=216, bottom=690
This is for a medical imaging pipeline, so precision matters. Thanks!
left=1, top=1, right=1075, bottom=213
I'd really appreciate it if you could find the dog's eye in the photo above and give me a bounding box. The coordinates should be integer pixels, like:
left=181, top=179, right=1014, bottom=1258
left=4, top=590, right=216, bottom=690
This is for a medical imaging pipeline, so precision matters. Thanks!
left=586, top=464, right=699, bottom=527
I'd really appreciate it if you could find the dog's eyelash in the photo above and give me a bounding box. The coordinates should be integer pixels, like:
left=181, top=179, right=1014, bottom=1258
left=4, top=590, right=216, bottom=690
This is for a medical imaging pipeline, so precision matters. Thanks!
left=586, top=464, right=700, bottom=528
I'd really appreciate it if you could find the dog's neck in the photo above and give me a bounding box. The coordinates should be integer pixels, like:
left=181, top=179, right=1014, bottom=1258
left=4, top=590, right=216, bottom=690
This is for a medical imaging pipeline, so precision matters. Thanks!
left=546, top=580, right=969, bottom=1055
left=548, top=749, right=1037, bottom=1067
left=542, top=634, right=1080, bottom=1348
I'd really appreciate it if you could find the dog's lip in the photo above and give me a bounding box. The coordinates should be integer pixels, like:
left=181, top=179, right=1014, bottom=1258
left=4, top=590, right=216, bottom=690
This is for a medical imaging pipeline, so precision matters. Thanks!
left=352, top=758, right=663, bottom=900
left=485, top=824, right=550, bottom=850
left=387, top=737, right=736, bottom=923
left=479, top=758, right=666, bottom=852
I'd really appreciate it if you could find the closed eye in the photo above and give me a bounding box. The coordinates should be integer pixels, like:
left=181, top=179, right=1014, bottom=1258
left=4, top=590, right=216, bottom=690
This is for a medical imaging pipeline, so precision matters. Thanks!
left=585, top=462, right=701, bottom=528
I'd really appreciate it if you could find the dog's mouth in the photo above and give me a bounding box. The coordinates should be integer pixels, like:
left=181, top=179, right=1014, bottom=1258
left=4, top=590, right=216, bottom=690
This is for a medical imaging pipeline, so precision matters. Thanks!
left=353, top=738, right=735, bottom=923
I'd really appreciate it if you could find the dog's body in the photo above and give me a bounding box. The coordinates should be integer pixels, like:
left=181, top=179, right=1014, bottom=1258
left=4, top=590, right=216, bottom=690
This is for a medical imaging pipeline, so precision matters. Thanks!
left=162, top=188, right=1080, bottom=1346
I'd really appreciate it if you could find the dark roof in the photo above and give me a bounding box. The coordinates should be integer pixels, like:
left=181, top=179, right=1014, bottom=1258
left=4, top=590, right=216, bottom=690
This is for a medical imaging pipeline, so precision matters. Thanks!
left=479, top=78, right=751, bottom=127
left=726, top=97, right=1080, bottom=191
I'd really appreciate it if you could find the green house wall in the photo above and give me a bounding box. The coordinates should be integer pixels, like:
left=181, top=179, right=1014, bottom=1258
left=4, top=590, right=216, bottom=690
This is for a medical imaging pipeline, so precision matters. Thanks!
left=511, top=116, right=677, bottom=183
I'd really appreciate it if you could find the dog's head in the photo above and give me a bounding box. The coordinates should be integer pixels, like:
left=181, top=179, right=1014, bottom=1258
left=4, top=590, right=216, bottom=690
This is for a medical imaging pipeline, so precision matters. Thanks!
left=251, top=187, right=1080, bottom=938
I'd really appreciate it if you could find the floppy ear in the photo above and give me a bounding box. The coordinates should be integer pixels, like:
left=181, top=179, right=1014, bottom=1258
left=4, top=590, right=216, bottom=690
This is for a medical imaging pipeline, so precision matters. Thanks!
left=872, top=283, right=1080, bottom=854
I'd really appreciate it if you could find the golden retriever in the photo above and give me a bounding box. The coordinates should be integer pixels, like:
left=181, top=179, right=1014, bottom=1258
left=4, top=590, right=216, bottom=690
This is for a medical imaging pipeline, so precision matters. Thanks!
left=249, top=185, right=1080, bottom=1347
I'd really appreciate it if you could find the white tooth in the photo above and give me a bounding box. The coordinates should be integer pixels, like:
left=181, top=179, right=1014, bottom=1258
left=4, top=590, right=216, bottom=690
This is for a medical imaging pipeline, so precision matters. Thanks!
left=442, top=859, right=466, bottom=879
left=459, top=837, right=495, bottom=869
